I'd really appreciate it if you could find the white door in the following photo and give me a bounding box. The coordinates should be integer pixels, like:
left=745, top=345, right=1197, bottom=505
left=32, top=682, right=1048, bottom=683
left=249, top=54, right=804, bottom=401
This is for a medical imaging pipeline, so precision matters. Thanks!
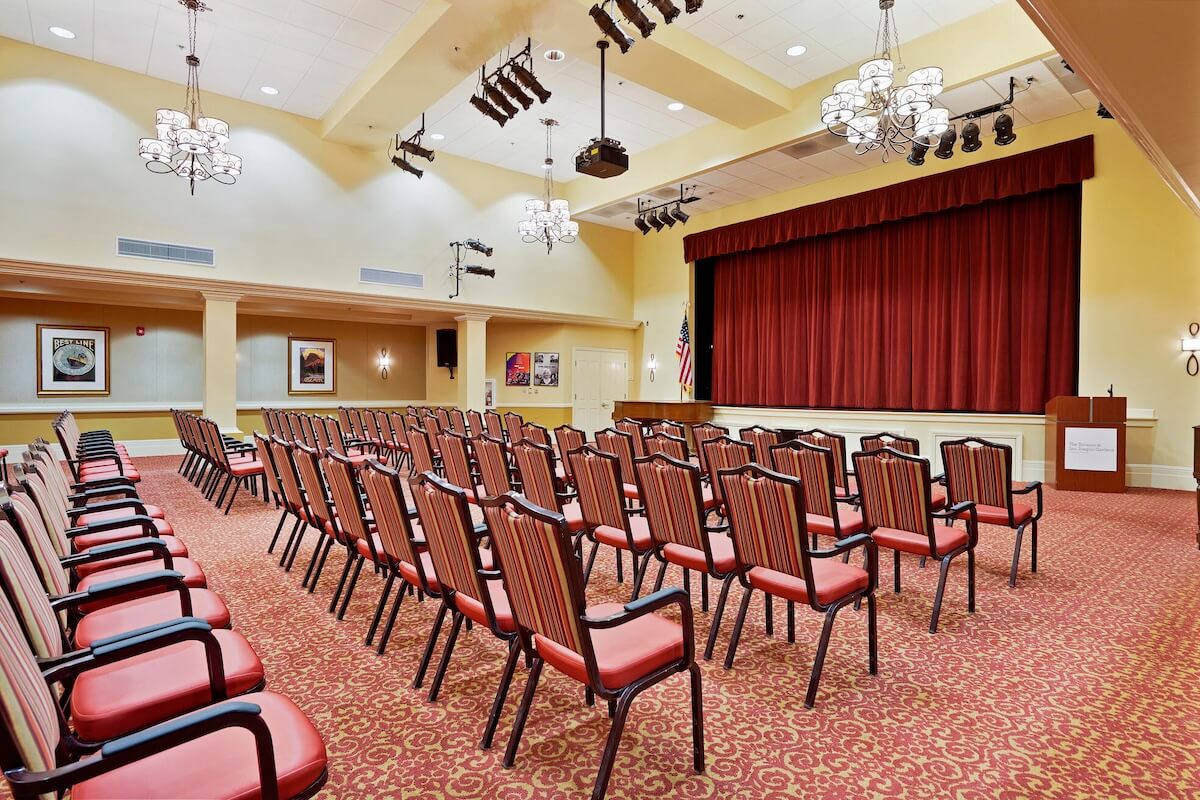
left=572, top=348, right=628, bottom=436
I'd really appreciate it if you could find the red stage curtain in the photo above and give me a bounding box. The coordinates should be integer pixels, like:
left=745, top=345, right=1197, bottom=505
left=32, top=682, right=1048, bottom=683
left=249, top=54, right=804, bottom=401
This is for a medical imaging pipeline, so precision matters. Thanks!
left=710, top=183, right=1081, bottom=413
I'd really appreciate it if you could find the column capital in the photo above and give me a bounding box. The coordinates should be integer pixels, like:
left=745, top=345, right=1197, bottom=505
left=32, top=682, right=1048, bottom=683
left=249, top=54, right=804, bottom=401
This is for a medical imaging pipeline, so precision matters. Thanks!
left=454, top=313, right=491, bottom=323
left=201, top=290, right=243, bottom=303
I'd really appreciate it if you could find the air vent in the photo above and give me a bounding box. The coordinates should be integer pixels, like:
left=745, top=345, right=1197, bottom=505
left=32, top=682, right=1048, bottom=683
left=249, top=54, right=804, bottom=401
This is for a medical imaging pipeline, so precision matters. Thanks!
left=779, top=134, right=839, bottom=160
left=359, top=267, right=424, bottom=289
left=117, top=237, right=214, bottom=266
left=594, top=201, right=637, bottom=219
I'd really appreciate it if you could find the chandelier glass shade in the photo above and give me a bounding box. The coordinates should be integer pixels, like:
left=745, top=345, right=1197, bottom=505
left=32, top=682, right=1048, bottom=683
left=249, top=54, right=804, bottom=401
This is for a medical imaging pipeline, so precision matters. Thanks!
left=820, top=0, right=947, bottom=160
left=519, top=119, right=578, bottom=253
left=138, top=0, right=241, bottom=194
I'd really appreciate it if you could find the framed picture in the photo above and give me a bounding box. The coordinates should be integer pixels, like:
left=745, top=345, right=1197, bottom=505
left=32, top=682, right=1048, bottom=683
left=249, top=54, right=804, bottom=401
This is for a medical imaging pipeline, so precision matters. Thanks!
left=37, top=325, right=110, bottom=396
left=484, top=378, right=497, bottom=410
left=534, top=352, right=560, bottom=387
left=505, top=352, right=530, bottom=386
left=289, top=337, right=336, bottom=394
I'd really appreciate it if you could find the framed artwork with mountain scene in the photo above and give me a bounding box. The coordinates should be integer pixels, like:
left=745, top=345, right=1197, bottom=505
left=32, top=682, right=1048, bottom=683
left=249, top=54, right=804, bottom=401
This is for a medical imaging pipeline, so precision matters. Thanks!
left=289, top=337, right=336, bottom=394
left=37, top=324, right=110, bottom=396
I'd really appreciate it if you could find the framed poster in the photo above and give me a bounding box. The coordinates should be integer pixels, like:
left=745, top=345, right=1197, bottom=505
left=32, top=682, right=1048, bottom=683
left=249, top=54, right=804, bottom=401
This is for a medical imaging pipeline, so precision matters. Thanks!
left=505, top=352, right=530, bottom=386
left=484, top=378, right=497, bottom=410
left=533, top=351, right=559, bottom=387
left=37, top=325, right=110, bottom=396
left=289, top=337, right=336, bottom=394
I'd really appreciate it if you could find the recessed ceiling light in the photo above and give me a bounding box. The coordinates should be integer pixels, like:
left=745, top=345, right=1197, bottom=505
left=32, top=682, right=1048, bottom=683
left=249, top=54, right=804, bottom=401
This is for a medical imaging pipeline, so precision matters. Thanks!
left=259, top=85, right=279, bottom=95
left=786, top=44, right=807, bottom=57
left=544, top=48, right=565, bottom=62
left=430, top=133, right=445, bottom=140
left=48, top=26, right=75, bottom=39
left=667, top=101, right=684, bottom=111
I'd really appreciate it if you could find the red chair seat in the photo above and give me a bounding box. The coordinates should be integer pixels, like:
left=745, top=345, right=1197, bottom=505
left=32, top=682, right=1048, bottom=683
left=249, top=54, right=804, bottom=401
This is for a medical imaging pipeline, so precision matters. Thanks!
left=662, top=531, right=737, bottom=574
left=73, top=536, right=189, bottom=577
left=346, top=453, right=373, bottom=466
left=959, top=503, right=1032, bottom=527
left=354, top=534, right=386, bottom=562
left=71, top=692, right=327, bottom=800
left=622, top=483, right=640, bottom=501
left=871, top=524, right=966, bottom=557
left=229, top=460, right=264, bottom=477
left=76, top=504, right=167, bottom=524
left=700, top=485, right=720, bottom=511
left=455, top=579, right=514, bottom=633
left=72, top=518, right=176, bottom=552
left=534, top=602, right=684, bottom=688
left=76, top=558, right=207, bottom=612
left=397, top=547, right=493, bottom=594
left=593, top=516, right=652, bottom=551
left=73, top=589, right=231, bottom=648
left=930, top=487, right=947, bottom=510
left=70, top=629, right=264, bottom=742
left=748, top=560, right=869, bottom=606
left=806, top=508, right=865, bottom=539
left=561, top=502, right=586, bottom=533
left=80, top=467, right=141, bottom=482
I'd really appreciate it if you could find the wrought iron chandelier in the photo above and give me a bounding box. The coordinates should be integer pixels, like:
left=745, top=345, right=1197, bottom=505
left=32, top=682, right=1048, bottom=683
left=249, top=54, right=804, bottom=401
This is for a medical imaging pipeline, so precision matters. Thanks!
left=519, top=119, right=578, bottom=253
left=138, top=0, right=241, bottom=194
left=819, top=0, right=947, bottom=160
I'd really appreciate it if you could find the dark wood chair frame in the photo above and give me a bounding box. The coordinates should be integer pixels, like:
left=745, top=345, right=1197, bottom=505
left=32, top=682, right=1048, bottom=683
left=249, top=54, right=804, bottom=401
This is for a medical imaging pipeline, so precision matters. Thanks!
left=569, top=446, right=654, bottom=600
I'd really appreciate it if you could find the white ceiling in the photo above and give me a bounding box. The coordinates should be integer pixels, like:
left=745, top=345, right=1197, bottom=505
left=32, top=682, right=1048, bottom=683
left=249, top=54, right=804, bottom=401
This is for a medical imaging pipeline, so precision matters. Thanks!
left=0, top=0, right=425, bottom=118
left=578, top=55, right=1099, bottom=229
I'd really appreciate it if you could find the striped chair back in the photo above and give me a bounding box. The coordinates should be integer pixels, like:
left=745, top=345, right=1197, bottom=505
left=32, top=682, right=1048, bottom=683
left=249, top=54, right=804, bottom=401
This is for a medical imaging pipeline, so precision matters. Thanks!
left=485, top=410, right=506, bottom=441
left=337, top=407, right=356, bottom=439
left=0, top=502, right=67, bottom=659
left=503, top=412, right=525, bottom=445
left=568, top=446, right=627, bottom=531
left=719, top=464, right=807, bottom=584
left=448, top=408, right=468, bottom=435
left=321, top=451, right=372, bottom=554
left=644, top=432, right=688, bottom=462
left=254, top=433, right=285, bottom=501
left=594, top=428, right=637, bottom=489
left=7, top=483, right=71, bottom=598
left=615, top=418, right=646, bottom=457
left=389, top=412, right=411, bottom=452
left=634, top=453, right=706, bottom=552
left=424, top=411, right=444, bottom=438
left=435, top=408, right=453, bottom=434
left=0, top=588, right=63, bottom=796
left=853, top=448, right=935, bottom=544
left=650, top=420, right=685, bottom=439
left=293, top=443, right=336, bottom=531
left=438, top=432, right=476, bottom=497
left=473, top=435, right=514, bottom=497
left=411, top=472, right=487, bottom=606
left=690, top=423, right=729, bottom=477
left=405, top=407, right=420, bottom=427
left=553, top=425, right=587, bottom=482
left=361, top=409, right=383, bottom=446
left=512, top=440, right=560, bottom=511
left=481, top=493, right=586, bottom=656
left=940, top=438, right=1013, bottom=511
left=315, top=416, right=340, bottom=455
left=794, top=429, right=850, bottom=491
left=701, top=436, right=753, bottom=506
left=270, top=438, right=307, bottom=515
left=18, top=459, right=73, bottom=560
left=467, top=410, right=485, bottom=438
left=374, top=410, right=397, bottom=448
left=282, top=412, right=303, bottom=445
left=522, top=422, right=551, bottom=448
left=738, top=425, right=781, bottom=464
left=861, top=432, right=920, bottom=456
left=360, top=461, right=422, bottom=572
left=769, top=439, right=839, bottom=520
left=407, top=426, right=438, bottom=475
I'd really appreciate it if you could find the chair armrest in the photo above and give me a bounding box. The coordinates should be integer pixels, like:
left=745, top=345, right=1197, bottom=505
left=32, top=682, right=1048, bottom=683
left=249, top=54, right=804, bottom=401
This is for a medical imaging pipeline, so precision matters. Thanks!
left=586, top=587, right=691, bottom=628
left=50, top=570, right=190, bottom=616
left=704, top=520, right=730, bottom=534
left=68, top=486, right=140, bottom=505
left=87, top=617, right=209, bottom=649
left=66, top=498, right=149, bottom=520
left=810, top=532, right=873, bottom=559
left=71, top=476, right=137, bottom=492
left=4, top=703, right=277, bottom=800
left=932, top=501, right=978, bottom=548
left=1012, top=480, right=1045, bottom=520
left=65, top=515, right=156, bottom=539
left=834, top=493, right=861, bottom=506
left=225, top=443, right=256, bottom=454
left=60, top=538, right=171, bottom=570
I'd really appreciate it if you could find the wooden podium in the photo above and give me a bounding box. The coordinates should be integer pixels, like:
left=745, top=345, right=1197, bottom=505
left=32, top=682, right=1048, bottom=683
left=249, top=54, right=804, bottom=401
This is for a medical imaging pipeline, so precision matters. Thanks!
left=612, top=400, right=713, bottom=449
left=1044, top=396, right=1126, bottom=493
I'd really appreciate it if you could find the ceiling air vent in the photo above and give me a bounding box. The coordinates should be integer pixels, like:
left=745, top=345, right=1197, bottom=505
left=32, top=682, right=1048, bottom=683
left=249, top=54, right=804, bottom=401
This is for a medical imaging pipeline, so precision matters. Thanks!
left=359, top=266, right=424, bottom=289
left=779, top=134, right=839, bottom=160
left=117, top=237, right=214, bottom=267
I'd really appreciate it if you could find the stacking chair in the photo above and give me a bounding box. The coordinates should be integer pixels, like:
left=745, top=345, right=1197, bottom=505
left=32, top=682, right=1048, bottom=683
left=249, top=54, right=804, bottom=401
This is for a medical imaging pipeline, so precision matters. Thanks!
left=317, top=416, right=371, bottom=466
left=467, top=409, right=485, bottom=438
left=521, top=422, right=552, bottom=448
left=699, top=436, right=754, bottom=519
left=690, top=423, right=729, bottom=481
left=410, top=471, right=519, bottom=750
left=52, top=415, right=140, bottom=485
left=940, top=437, right=1044, bottom=587
left=861, top=433, right=947, bottom=509
left=407, top=425, right=440, bottom=475
left=644, top=431, right=688, bottom=461
left=360, top=409, right=387, bottom=456
left=502, top=412, right=525, bottom=446
left=484, top=410, right=507, bottom=444
left=473, top=434, right=517, bottom=497
left=593, top=428, right=641, bottom=502
left=448, top=408, right=468, bottom=435
left=794, top=429, right=855, bottom=498
left=290, top=444, right=350, bottom=606
left=615, top=418, right=646, bottom=457
left=738, top=425, right=780, bottom=465
left=253, top=434, right=289, bottom=549
left=553, top=424, right=587, bottom=485
left=481, top=491, right=704, bottom=800
left=853, top=447, right=979, bottom=633
left=717, top=463, right=877, bottom=707
left=324, top=449, right=396, bottom=623
left=438, top=431, right=485, bottom=503
left=200, top=417, right=264, bottom=514
left=25, top=441, right=168, bottom=529
left=266, top=437, right=319, bottom=572
left=384, top=411, right=412, bottom=471
left=650, top=420, right=685, bottom=438
left=511, top=440, right=584, bottom=534
left=769, top=440, right=865, bottom=548
left=435, top=407, right=453, bottom=435
left=569, top=446, right=654, bottom=598
left=634, top=453, right=739, bottom=660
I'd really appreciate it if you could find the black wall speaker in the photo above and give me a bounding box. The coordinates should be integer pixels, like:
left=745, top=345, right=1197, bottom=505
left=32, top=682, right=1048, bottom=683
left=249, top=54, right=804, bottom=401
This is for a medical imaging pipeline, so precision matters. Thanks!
left=436, top=329, right=457, bottom=369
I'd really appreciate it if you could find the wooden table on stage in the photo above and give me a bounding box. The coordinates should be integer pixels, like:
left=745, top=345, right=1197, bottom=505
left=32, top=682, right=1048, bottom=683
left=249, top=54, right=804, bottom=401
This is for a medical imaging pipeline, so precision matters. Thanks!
left=1044, top=396, right=1126, bottom=493
left=612, top=400, right=713, bottom=450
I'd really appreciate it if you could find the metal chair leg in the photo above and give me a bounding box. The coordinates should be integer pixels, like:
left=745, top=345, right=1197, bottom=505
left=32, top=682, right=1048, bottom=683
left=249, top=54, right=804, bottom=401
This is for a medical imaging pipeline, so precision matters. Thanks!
left=703, top=574, right=734, bottom=661
left=929, top=555, right=953, bottom=634
left=365, top=571, right=395, bottom=646
left=723, top=585, right=754, bottom=670
left=377, top=579, right=410, bottom=656
left=591, top=688, right=637, bottom=800
left=1009, top=522, right=1026, bottom=587
left=336, top=554, right=366, bottom=619
left=481, top=639, right=521, bottom=750
left=804, top=605, right=840, bottom=709
left=502, top=657, right=543, bottom=768
left=413, top=603, right=448, bottom=687
left=427, top=610, right=465, bottom=702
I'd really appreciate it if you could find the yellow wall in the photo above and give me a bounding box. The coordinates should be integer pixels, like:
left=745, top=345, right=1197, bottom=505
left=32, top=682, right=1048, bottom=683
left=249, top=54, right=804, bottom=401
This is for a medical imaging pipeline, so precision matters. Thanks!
left=485, top=322, right=636, bottom=409
left=631, top=110, right=1200, bottom=473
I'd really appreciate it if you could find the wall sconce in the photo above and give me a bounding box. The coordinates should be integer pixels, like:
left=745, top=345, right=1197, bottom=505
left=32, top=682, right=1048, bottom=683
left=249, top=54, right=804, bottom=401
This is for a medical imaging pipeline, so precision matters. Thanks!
left=378, top=347, right=391, bottom=379
left=1183, top=322, right=1200, bottom=376
left=647, top=353, right=657, bottom=382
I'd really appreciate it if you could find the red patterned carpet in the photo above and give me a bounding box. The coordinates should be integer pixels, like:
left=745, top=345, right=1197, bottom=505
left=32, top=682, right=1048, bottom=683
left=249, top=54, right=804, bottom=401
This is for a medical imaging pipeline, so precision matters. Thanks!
left=24, top=457, right=1200, bottom=799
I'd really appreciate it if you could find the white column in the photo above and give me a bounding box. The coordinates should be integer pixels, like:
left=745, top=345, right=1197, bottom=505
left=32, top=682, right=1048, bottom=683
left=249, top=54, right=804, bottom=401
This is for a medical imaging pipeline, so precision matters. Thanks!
left=201, top=291, right=240, bottom=433
left=455, top=313, right=489, bottom=410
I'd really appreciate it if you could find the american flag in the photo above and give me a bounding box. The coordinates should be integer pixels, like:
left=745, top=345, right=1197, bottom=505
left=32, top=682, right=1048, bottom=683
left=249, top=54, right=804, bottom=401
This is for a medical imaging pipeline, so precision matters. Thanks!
left=675, top=314, right=693, bottom=390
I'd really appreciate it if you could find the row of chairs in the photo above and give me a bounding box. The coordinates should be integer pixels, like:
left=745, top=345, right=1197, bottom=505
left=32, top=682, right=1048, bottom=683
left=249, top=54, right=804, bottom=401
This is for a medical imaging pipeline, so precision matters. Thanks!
left=0, top=416, right=329, bottom=799
left=171, top=410, right=268, bottom=514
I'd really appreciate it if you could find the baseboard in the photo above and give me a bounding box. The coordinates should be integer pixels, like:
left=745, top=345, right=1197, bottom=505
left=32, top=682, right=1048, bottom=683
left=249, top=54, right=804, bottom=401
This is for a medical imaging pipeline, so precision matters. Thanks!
left=2, top=438, right=185, bottom=464
left=1022, top=460, right=1195, bottom=491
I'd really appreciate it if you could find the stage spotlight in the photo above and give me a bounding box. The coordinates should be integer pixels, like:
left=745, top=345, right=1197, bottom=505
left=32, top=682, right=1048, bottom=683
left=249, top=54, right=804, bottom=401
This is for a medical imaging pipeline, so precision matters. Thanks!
left=470, top=94, right=508, bottom=126
left=647, top=211, right=664, bottom=231
left=934, top=126, right=957, bottom=159
left=590, top=5, right=634, bottom=53
left=907, top=137, right=929, bottom=166
left=670, top=204, right=689, bottom=224
left=484, top=83, right=519, bottom=118
left=634, top=215, right=651, bottom=235
left=1096, top=103, right=1114, bottom=120
left=509, top=61, right=552, bottom=104
left=465, top=238, right=494, bottom=257
left=960, top=121, right=982, bottom=152
left=391, top=155, right=424, bottom=178
left=496, top=73, right=533, bottom=110
left=993, top=113, right=1017, bottom=145
left=398, top=139, right=435, bottom=161
left=616, top=0, right=657, bottom=38
left=464, top=265, right=496, bottom=278
left=646, top=0, right=681, bottom=23
left=684, top=0, right=703, bottom=12
left=658, top=207, right=676, bottom=228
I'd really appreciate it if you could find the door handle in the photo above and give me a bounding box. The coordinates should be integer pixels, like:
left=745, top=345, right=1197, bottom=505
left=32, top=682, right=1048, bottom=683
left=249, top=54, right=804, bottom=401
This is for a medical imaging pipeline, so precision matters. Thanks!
left=601, top=402, right=611, bottom=408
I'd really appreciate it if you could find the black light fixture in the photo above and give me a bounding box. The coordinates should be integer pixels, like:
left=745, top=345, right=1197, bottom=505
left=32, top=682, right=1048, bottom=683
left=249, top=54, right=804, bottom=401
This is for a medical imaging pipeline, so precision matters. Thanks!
left=670, top=203, right=689, bottom=224
left=389, top=113, right=434, bottom=178
left=390, top=155, right=423, bottom=178
left=509, top=59, right=552, bottom=104
left=647, top=212, right=664, bottom=231
left=646, top=0, right=681, bottom=23
left=993, top=113, right=1017, bottom=145
left=960, top=121, right=982, bottom=152
left=616, top=0, right=657, bottom=38
left=634, top=215, right=651, bottom=234
left=658, top=207, right=676, bottom=227
left=470, top=93, right=508, bottom=126
left=464, top=238, right=494, bottom=257
left=484, top=82, right=518, bottom=119
left=449, top=239, right=495, bottom=299
left=469, top=41, right=551, bottom=128
left=464, top=264, right=495, bottom=278
left=496, top=73, right=533, bottom=110
left=684, top=0, right=703, bottom=12
left=907, top=137, right=929, bottom=167
left=590, top=4, right=634, bottom=53
left=934, top=126, right=957, bottom=159
left=633, top=184, right=699, bottom=233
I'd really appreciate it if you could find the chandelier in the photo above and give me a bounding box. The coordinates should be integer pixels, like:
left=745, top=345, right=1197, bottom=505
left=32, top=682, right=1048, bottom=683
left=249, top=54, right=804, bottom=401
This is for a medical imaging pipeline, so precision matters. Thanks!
left=519, top=119, right=578, bottom=253
left=819, top=0, right=947, bottom=160
left=138, top=0, right=241, bottom=194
